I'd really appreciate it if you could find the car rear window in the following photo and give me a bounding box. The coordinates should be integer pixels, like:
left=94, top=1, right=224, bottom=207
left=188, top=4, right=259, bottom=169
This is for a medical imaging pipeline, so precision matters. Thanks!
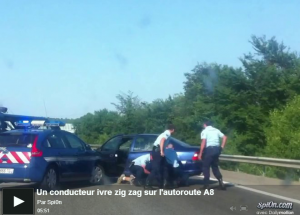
left=170, top=137, right=191, bottom=147
left=0, top=133, right=37, bottom=147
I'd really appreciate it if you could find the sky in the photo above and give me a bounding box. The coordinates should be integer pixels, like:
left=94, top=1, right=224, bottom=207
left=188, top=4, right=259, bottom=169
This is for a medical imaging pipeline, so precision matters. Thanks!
left=1, top=0, right=300, bottom=118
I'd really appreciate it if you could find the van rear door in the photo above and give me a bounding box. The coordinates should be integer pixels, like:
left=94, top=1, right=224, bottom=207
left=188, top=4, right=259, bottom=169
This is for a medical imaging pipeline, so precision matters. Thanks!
left=0, top=132, right=35, bottom=179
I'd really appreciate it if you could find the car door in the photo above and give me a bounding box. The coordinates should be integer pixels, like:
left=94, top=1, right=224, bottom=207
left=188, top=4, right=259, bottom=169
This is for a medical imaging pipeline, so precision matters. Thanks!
left=96, top=135, right=134, bottom=176
left=124, top=135, right=157, bottom=175
left=115, top=137, right=134, bottom=175
left=41, top=132, right=76, bottom=182
left=96, top=135, right=122, bottom=175
left=63, top=132, right=91, bottom=180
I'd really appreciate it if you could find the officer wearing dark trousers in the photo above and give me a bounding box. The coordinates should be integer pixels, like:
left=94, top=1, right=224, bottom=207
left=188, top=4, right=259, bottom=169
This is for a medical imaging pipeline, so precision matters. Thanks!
left=146, top=148, right=163, bottom=188
left=117, top=154, right=150, bottom=185
left=130, top=165, right=146, bottom=182
left=130, top=154, right=151, bottom=186
left=198, top=121, right=227, bottom=190
left=145, top=124, right=175, bottom=189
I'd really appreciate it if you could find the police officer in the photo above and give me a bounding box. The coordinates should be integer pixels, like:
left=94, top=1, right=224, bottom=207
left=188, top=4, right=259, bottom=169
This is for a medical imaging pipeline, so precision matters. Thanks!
left=117, top=154, right=151, bottom=186
left=198, top=120, right=227, bottom=190
left=130, top=153, right=151, bottom=186
left=145, top=124, right=175, bottom=189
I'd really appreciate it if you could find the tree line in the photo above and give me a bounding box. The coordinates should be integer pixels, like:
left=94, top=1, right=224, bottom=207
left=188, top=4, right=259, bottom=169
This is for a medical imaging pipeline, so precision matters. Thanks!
left=67, top=36, right=300, bottom=180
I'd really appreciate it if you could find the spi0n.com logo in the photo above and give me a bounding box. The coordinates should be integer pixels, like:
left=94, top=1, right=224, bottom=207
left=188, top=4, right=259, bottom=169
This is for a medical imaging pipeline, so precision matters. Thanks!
left=256, top=201, right=294, bottom=215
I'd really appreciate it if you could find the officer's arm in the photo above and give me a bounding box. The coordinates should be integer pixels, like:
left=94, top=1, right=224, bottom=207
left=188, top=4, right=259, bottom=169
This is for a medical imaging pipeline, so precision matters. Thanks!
left=141, top=164, right=150, bottom=174
left=160, top=138, right=165, bottom=155
left=221, top=135, right=227, bottom=148
left=218, top=130, right=227, bottom=149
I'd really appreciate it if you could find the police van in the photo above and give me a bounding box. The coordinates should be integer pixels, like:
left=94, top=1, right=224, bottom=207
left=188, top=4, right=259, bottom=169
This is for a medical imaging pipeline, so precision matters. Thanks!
left=0, top=110, right=105, bottom=190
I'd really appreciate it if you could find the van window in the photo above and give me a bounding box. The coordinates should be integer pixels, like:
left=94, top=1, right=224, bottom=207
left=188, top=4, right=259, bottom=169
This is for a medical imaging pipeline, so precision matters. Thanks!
left=0, top=133, right=37, bottom=147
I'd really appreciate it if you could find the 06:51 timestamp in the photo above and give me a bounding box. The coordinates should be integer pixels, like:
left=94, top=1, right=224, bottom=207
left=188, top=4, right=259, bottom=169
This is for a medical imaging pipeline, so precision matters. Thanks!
left=37, top=208, right=50, bottom=213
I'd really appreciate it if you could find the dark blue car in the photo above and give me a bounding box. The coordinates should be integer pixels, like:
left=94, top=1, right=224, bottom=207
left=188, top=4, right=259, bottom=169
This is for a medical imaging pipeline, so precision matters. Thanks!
left=96, top=134, right=202, bottom=177
left=0, top=121, right=104, bottom=190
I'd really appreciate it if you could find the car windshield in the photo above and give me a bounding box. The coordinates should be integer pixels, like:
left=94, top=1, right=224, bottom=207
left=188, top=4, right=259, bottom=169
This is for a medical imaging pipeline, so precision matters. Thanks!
left=0, top=133, right=36, bottom=147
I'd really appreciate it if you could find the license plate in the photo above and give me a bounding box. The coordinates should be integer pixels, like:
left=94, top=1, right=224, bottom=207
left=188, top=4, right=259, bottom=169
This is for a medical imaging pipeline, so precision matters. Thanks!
left=0, top=168, right=14, bottom=174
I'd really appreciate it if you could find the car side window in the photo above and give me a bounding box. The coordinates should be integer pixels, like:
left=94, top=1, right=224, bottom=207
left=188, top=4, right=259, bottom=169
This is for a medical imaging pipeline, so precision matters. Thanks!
left=102, top=136, right=123, bottom=151
left=43, top=133, right=67, bottom=149
left=119, top=138, right=133, bottom=152
left=64, top=133, right=85, bottom=151
left=133, top=136, right=157, bottom=152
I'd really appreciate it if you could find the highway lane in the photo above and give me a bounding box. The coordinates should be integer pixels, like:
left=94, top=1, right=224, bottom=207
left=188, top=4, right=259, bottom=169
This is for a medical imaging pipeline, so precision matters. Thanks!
left=0, top=178, right=299, bottom=215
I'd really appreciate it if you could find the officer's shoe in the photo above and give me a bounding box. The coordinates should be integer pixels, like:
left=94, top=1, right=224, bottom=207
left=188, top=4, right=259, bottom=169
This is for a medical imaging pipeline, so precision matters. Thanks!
left=135, top=179, right=143, bottom=187
left=200, top=184, right=209, bottom=190
left=163, top=179, right=170, bottom=189
left=218, top=178, right=226, bottom=190
left=144, top=185, right=153, bottom=190
left=172, top=180, right=179, bottom=189
left=144, top=179, right=154, bottom=190
left=181, top=174, right=189, bottom=187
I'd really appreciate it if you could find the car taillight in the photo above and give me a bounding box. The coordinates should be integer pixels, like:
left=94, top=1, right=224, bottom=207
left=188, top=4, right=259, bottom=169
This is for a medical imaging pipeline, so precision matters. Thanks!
left=31, top=136, right=43, bottom=157
left=192, top=151, right=199, bottom=161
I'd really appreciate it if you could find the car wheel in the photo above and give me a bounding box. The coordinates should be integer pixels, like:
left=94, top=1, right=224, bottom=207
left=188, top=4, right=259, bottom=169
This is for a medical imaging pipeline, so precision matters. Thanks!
left=89, top=165, right=105, bottom=185
left=40, top=166, right=59, bottom=191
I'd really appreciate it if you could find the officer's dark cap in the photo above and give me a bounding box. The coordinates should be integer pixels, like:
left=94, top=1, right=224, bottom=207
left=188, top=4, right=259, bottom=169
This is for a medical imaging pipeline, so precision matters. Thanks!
left=204, top=120, right=213, bottom=126
left=167, top=124, right=175, bottom=130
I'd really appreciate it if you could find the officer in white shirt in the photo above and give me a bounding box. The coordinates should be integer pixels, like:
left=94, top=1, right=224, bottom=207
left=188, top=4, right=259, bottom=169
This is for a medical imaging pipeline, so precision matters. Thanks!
left=130, top=154, right=151, bottom=186
left=117, top=154, right=151, bottom=186
left=198, top=120, right=227, bottom=190
left=145, top=124, right=175, bottom=189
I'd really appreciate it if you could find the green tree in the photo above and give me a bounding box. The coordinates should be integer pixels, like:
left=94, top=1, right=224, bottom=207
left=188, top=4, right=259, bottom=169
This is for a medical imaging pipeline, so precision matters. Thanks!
left=73, top=109, right=121, bottom=144
left=265, top=95, right=300, bottom=159
left=68, top=35, right=300, bottom=162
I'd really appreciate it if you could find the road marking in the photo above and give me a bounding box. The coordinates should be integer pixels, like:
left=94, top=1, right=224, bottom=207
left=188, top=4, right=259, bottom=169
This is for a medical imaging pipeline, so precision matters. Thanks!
left=234, top=184, right=300, bottom=204
left=197, top=176, right=232, bottom=185
left=197, top=176, right=300, bottom=205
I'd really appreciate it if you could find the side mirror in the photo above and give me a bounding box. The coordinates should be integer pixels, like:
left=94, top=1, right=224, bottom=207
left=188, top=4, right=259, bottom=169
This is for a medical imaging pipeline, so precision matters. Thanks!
left=97, top=145, right=103, bottom=152
left=85, top=144, right=92, bottom=151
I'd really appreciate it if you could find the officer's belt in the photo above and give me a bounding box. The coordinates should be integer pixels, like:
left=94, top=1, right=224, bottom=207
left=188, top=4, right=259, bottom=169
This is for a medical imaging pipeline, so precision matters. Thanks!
left=152, top=145, right=160, bottom=152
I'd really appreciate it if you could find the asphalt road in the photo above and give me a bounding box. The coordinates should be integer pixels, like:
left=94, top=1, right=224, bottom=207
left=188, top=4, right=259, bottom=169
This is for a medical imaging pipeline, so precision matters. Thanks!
left=0, top=177, right=299, bottom=215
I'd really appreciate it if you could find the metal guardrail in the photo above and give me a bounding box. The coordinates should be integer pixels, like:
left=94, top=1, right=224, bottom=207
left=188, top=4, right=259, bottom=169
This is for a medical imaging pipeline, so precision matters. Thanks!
left=89, top=144, right=300, bottom=169
left=90, top=144, right=100, bottom=149
left=220, top=154, right=300, bottom=169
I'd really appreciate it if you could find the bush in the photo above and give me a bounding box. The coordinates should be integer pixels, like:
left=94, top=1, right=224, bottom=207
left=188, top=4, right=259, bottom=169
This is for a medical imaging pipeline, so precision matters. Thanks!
left=265, top=95, right=300, bottom=160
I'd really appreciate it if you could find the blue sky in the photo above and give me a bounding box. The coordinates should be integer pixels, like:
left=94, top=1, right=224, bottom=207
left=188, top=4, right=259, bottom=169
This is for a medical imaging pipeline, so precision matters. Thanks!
left=1, top=0, right=300, bottom=118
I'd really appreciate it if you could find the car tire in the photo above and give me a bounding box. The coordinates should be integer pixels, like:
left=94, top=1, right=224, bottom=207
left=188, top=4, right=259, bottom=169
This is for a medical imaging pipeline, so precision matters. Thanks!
left=89, top=165, right=105, bottom=185
left=40, top=166, right=59, bottom=191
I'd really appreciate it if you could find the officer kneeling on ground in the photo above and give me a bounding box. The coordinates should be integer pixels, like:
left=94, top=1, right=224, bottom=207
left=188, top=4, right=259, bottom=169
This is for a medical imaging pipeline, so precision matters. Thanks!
left=164, top=143, right=189, bottom=188
left=117, top=154, right=151, bottom=186
left=198, top=120, right=227, bottom=190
